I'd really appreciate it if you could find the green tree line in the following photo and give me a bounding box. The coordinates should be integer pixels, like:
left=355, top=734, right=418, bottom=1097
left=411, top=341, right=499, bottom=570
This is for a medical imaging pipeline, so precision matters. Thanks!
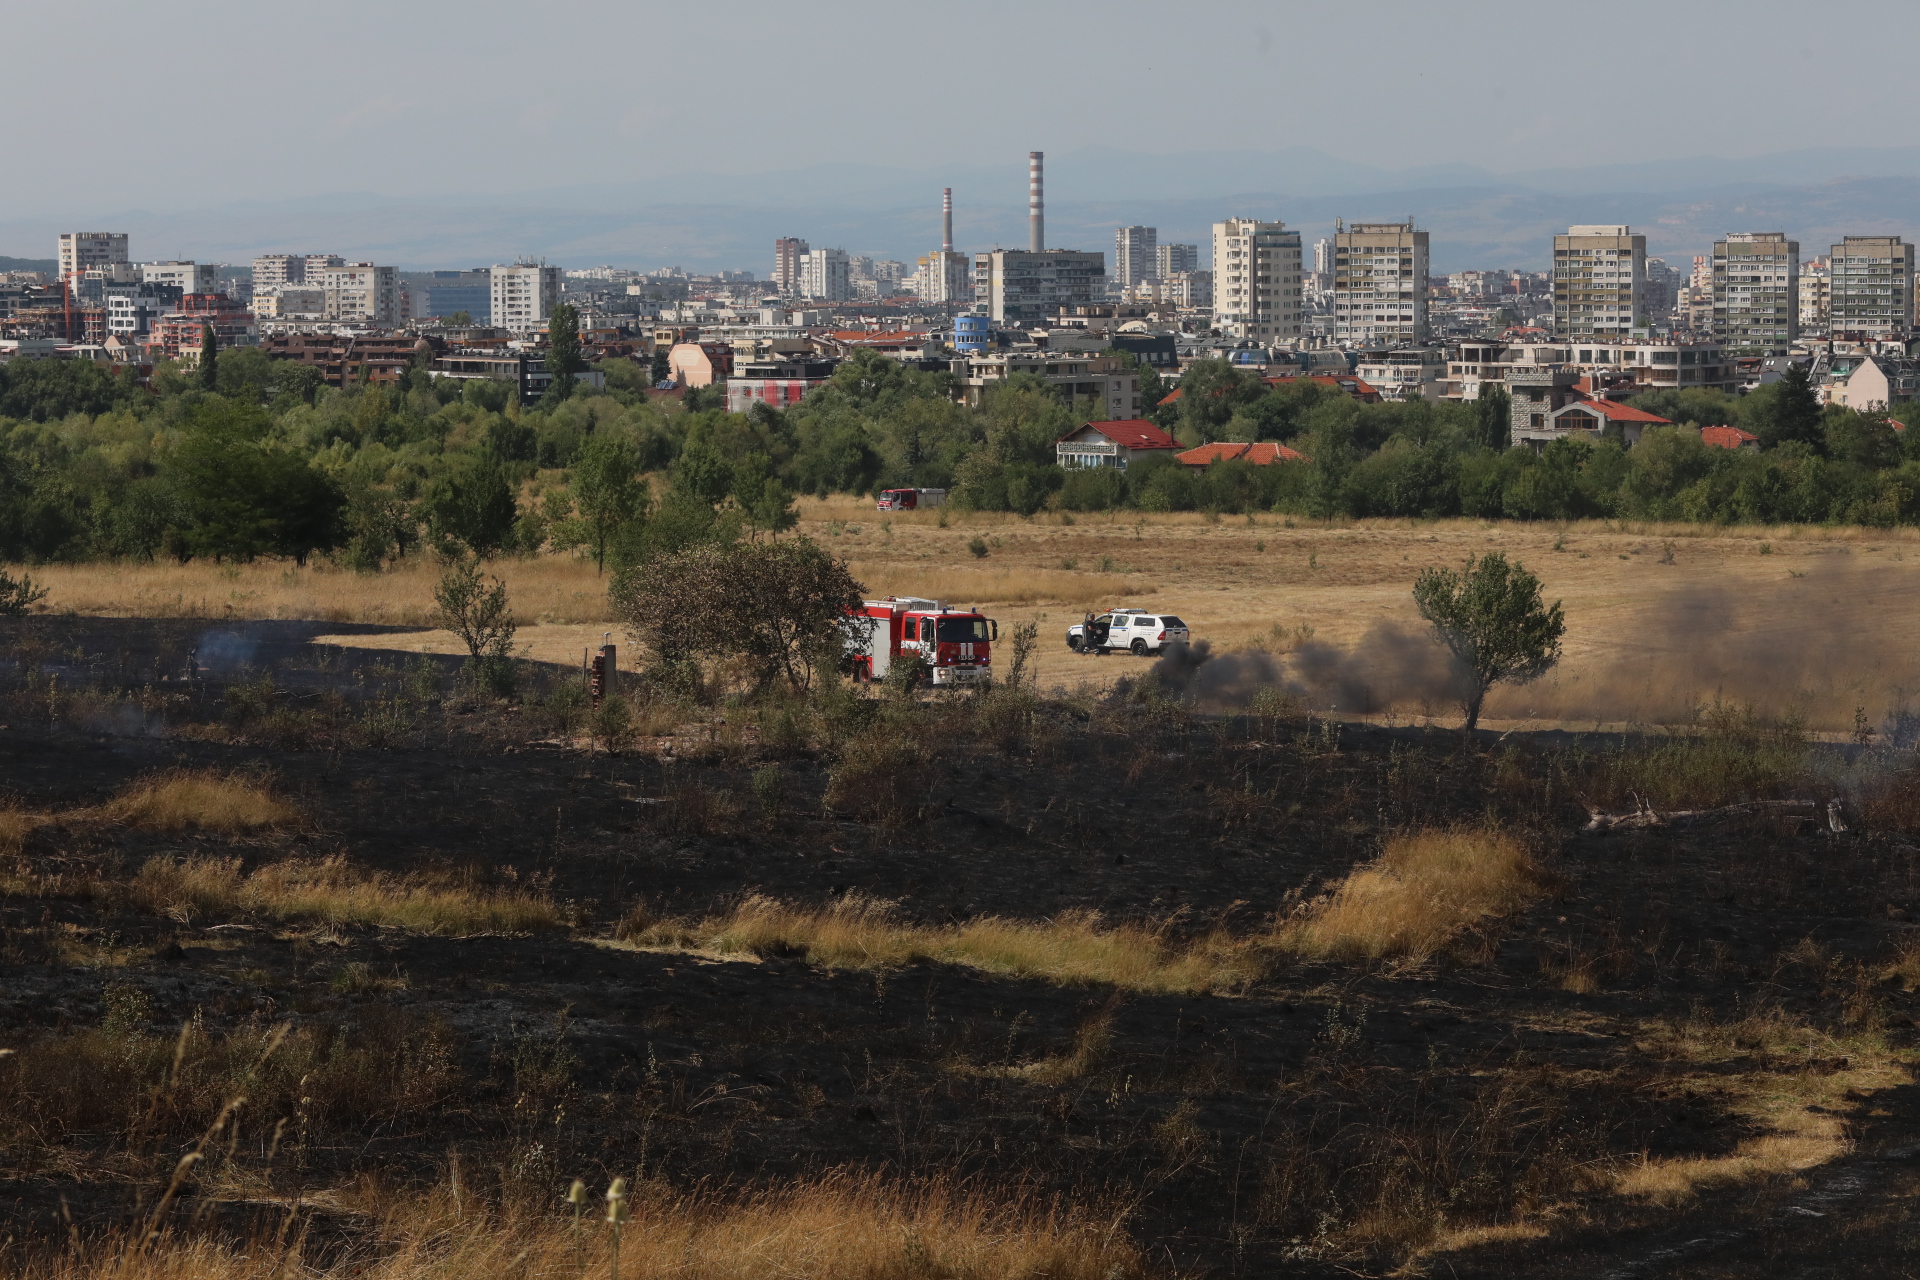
left=4, top=346, right=1920, bottom=570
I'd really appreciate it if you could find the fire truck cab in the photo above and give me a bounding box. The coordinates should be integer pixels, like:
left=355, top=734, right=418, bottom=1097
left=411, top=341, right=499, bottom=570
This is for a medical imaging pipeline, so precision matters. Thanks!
left=845, top=596, right=996, bottom=687
left=875, top=487, right=947, bottom=512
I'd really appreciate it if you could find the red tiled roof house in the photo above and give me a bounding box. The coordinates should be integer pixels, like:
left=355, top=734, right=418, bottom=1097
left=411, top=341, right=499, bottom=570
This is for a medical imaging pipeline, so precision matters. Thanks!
left=1055, top=419, right=1182, bottom=471
left=1176, top=441, right=1307, bottom=467
left=1700, top=425, right=1760, bottom=451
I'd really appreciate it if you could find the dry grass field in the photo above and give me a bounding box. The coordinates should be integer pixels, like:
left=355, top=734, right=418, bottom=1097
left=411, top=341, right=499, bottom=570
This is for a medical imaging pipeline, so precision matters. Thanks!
left=24, top=500, right=1920, bottom=731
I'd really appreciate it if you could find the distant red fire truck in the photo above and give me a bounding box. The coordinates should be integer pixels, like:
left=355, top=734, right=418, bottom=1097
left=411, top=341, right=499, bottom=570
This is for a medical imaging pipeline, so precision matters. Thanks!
left=845, top=596, right=996, bottom=687
left=874, top=487, right=946, bottom=511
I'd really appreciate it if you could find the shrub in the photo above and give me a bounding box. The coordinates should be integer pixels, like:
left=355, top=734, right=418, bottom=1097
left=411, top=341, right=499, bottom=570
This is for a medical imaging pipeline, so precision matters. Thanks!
left=824, top=730, right=927, bottom=826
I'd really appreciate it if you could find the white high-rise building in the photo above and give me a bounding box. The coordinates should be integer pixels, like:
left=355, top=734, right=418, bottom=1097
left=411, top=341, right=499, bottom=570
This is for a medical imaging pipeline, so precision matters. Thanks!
left=1552, top=225, right=1646, bottom=338
left=489, top=262, right=562, bottom=333
left=311, top=262, right=400, bottom=327
left=1211, top=218, right=1302, bottom=341
left=1333, top=221, right=1429, bottom=345
left=59, top=232, right=129, bottom=279
left=1114, top=225, right=1157, bottom=292
left=799, top=248, right=851, bottom=302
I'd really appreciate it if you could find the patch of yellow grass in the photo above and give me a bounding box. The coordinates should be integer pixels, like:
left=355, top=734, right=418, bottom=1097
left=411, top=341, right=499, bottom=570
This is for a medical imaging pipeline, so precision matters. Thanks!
left=1280, top=827, right=1541, bottom=960
left=100, top=771, right=296, bottom=833
left=25, top=555, right=615, bottom=626
left=625, top=893, right=1262, bottom=994
left=1610, top=1009, right=1909, bottom=1205
left=129, top=855, right=562, bottom=934
left=25, top=1171, right=1148, bottom=1280
left=0, top=808, right=50, bottom=855
left=844, top=562, right=1154, bottom=608
left=1613, top=1133, right=1836, bottom=1206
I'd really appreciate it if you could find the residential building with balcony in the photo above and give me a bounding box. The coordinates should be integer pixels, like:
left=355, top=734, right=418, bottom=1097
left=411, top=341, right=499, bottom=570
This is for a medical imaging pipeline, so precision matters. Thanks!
left=726, top=355, right=840, bottom=413
left=1712, top=232, right=1798, bottom=355
left=799, top=248, right=851, bottom=302
left=1552, top=225, right=1646, bottom=338
left=952, top=351, right=1138, bottom=418
left=1828, top=236, right=1914, bottom=339
left=1333, top=221, right=1429, bottom=345
left=1211, top=218, right=1301, bottom=341
left=59, top=233, right=128, bottom=279
left=310, top=262, right=399, bottom=327
left=1799, top=257, right=1831, bottom=333
left=973, top=250, right=1108, bottom=325
left=1156, top=243, right=1198, bottom=277
left=1353, top=345, right=1446, bottom=401
left=1114, top=226, right=1157, bottom=293
left=1054, top=418, right=1181, bottom=471
left=140, top=261, right=220, bottom=296
left=152, top=294, right=256, bottom=360
left=489, top=262, right=561, bottom=334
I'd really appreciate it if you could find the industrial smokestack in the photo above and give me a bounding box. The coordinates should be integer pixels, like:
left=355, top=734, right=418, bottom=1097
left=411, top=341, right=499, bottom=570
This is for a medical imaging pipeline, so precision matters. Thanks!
left=942, top=187, right=953, bottom=254
left=1028, top=151, right=1044, bottom=253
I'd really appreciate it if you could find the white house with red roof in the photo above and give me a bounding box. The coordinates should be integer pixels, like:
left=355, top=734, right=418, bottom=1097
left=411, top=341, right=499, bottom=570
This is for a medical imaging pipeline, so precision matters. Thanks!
left=1521, top=394, right=1671, bottom=448
left=1055, top=419, right=1182, bottom=470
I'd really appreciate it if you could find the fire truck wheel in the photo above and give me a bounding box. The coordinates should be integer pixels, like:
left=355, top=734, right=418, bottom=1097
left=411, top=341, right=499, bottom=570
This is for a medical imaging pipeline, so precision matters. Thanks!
left=1131, top=639, right=1149, bottom=656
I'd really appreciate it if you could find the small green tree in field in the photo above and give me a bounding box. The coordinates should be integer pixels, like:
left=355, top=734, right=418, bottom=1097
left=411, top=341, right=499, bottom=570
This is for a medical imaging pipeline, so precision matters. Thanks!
left=434, top=559, right=517, bottom=695
left=0, top=569, right=48, bottom=615
left=1412, top=552, right=1564, bottom=732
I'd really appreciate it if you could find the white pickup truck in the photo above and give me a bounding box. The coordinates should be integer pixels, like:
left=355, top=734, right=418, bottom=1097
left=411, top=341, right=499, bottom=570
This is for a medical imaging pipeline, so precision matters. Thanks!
left=1065, top=608, right=1191, bottom=656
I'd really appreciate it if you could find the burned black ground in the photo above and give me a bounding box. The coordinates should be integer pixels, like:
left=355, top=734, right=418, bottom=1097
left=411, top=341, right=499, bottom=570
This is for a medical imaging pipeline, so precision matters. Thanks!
left=3, top=616, right=1920, bottom=1278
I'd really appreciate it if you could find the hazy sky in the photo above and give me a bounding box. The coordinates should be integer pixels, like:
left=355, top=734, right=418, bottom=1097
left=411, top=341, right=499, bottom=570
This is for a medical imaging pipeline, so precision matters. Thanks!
left=6, top=0, right=1916, bottom=218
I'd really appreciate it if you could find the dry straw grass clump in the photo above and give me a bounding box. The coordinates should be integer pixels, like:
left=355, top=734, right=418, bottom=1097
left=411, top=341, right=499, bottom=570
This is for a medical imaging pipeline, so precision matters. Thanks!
left=101, top=770, right=297, bottom=833
left=1281, top=826, right=1541, bottom=961
left=130, top=855, right=562, bottom=934
left=625, top=893, right=1262, bottom=994
left=12, top=1171, right=1147, bottom=1280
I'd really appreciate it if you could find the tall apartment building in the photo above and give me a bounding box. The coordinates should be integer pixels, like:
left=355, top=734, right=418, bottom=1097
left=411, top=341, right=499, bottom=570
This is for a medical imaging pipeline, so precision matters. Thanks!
left=1333, top=220, right=1429, bottom=345
left=1711, top=232, right=1798, bottom=355
left=1799, top=256, right=1831, bottom=333
left=913, top=251, right=971, bottom=303
left=1551, top=225, right=1646, bottom=338
left=1211, top=218, right=1302, bottom=341
left=489, top=262, right=561, bottom=333
left=59, top=233, right=129, bottom=279
left=311, top=262, right=400, bottom=327
left=774, top=238, right=809, bottom=295
left=1157, top=243, right=1198, bottom=277
left=799, top=248, right=850, bottom=301
left=252, top=254, right=306, bottom=290
left=973, top=249, right=1108, bottom=324
left=1828, top=235, right=1915, bottom=338
left=1643, top=258, right=1679, bottom=321
left=140, top=261, right=221, bottom=296
left=1114, top=225, right=1157, bottom=292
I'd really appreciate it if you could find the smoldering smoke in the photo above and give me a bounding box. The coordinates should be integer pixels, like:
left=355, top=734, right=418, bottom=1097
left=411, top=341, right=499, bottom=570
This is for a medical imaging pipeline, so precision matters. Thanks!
left=1150, top=626, right=1471, bottom=715
left=1147, top=558, right=1920, bottom=733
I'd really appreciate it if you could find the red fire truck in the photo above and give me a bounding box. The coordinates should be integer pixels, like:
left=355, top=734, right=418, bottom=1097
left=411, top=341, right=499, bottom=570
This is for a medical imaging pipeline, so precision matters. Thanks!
left=874, top=487, right=947, bottom=512
left=845, top=596, right=996, bottom=687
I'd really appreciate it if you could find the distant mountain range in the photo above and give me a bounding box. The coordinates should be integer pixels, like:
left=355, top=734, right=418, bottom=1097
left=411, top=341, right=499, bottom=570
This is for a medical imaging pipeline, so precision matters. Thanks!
left=5, top=144, right=1920, bottom=275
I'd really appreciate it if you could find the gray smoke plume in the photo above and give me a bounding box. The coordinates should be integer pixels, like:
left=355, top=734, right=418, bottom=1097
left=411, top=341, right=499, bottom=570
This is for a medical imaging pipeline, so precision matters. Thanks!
left=1150, top=626, right=1471, bottom=716
left=194, top=628, right=259, bottom=674
left=1151, top=555, right=1920, bottom=732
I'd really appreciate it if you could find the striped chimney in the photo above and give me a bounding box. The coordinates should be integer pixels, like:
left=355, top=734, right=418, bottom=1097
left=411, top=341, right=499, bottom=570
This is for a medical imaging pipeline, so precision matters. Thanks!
left=942, top=187, right=953, bottom=254
left=1028, top=151, right=1044, bottom=253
